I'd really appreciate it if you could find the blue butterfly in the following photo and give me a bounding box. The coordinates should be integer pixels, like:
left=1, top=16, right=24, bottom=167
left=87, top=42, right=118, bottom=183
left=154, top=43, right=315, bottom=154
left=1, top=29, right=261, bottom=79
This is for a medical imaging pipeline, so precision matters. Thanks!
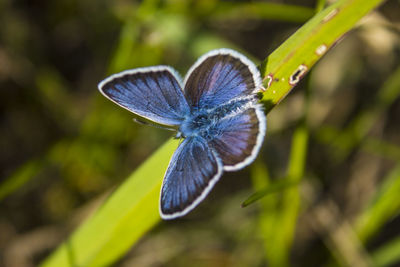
left=98, top=49, right=266, bottom=220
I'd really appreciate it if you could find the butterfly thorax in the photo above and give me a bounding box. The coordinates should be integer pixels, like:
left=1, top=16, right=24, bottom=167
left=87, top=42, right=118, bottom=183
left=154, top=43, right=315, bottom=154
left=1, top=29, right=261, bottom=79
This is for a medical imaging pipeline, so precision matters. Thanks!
left=177, top=96, right=257, bottom=140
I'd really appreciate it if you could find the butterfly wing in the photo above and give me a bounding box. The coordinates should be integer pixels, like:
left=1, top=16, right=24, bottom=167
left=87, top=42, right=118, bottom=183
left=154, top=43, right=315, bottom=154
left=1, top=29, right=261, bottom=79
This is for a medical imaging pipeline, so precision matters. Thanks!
left=183, top=49, right=261, bottom=109
left=98, top=66, right=190, bottom=126
left=160, top=137, right=223, bottom=219
left=209, top=105, right=266, bottom=171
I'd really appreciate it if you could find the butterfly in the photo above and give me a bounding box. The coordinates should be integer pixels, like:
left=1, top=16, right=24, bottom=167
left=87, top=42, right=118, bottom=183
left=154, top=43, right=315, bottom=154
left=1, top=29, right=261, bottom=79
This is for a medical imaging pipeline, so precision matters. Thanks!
left=98, top=48, right=266, bottom=220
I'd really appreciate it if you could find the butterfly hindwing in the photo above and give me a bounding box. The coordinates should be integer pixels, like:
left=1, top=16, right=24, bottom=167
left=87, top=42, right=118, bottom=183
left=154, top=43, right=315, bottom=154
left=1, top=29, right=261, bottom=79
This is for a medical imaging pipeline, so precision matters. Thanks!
left=208, top=106, right=266, bottom=171
left=160, top=137, right=223, bottom=219
left=98, top=66, right=190, bottom=126
left=183, top=49, right=261, bottom=109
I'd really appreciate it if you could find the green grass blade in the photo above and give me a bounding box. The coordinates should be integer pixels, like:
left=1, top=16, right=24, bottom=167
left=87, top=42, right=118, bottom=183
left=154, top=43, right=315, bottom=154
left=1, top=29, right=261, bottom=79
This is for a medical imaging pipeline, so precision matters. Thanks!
left=315, top=0, right=327, bottom=12
left=40, top=139, right=178, bottom=267
left=211, top=2, right=315, bottom=23
left=372, top=236, right=400, bottom=267
left=0, top=159, right=43, bottom=201
left=260, top=0, right=384, bottom=112
left=287, top=124, right=309, bottom=181
left=356, top=165, right=400, bottom=243
left=275, top=124, right=308, bottom=266
left=251, top=162, right=280, bottom=265
left=242, top=178, right=299, bottom=207
left=251, top=122, right=308, bottom=266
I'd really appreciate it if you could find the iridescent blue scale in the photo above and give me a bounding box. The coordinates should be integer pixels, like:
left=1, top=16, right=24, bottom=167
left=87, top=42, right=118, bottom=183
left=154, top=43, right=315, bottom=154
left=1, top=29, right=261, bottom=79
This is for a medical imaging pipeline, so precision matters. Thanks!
left=98, top=49, right=266, bottom=219
left=179, top=96, right=257, bottom=140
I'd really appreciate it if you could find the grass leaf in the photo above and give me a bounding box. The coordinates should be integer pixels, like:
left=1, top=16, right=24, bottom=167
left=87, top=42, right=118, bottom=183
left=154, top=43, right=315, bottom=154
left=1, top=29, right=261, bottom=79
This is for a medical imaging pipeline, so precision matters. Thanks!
left=40, top=140, right=178, bottom=267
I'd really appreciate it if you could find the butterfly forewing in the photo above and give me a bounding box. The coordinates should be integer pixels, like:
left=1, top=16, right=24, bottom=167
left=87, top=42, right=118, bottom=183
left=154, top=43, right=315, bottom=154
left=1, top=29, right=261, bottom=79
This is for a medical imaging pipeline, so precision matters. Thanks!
left=184, top=49, right=261, bottom=109
left=160, top=137, right=223, bottom=219
left=98, top=66, right=190, bottom=126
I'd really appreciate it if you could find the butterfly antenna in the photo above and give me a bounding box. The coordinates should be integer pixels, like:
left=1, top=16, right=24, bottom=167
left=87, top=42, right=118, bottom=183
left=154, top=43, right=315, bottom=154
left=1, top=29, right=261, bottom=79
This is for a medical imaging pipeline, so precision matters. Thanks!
left=133, top=118, right=176, bottom=132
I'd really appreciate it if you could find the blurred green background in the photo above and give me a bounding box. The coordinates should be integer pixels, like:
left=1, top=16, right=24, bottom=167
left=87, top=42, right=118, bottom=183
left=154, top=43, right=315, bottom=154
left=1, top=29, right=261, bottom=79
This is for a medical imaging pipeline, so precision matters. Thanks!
left=1, top=0, right=400, bottom=266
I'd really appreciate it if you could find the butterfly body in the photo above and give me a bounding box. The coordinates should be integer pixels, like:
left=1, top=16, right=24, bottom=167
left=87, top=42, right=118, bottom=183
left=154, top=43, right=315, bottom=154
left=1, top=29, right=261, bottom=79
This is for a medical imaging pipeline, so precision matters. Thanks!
left=178, top=96, right=258, bottom=140
left=98, top=48, right=266, bottom=219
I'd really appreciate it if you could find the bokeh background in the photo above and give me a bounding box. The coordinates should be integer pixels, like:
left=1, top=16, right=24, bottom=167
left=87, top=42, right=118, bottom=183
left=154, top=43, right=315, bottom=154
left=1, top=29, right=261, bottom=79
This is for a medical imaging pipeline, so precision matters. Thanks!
left=1, top=0, right=400, bottom=266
